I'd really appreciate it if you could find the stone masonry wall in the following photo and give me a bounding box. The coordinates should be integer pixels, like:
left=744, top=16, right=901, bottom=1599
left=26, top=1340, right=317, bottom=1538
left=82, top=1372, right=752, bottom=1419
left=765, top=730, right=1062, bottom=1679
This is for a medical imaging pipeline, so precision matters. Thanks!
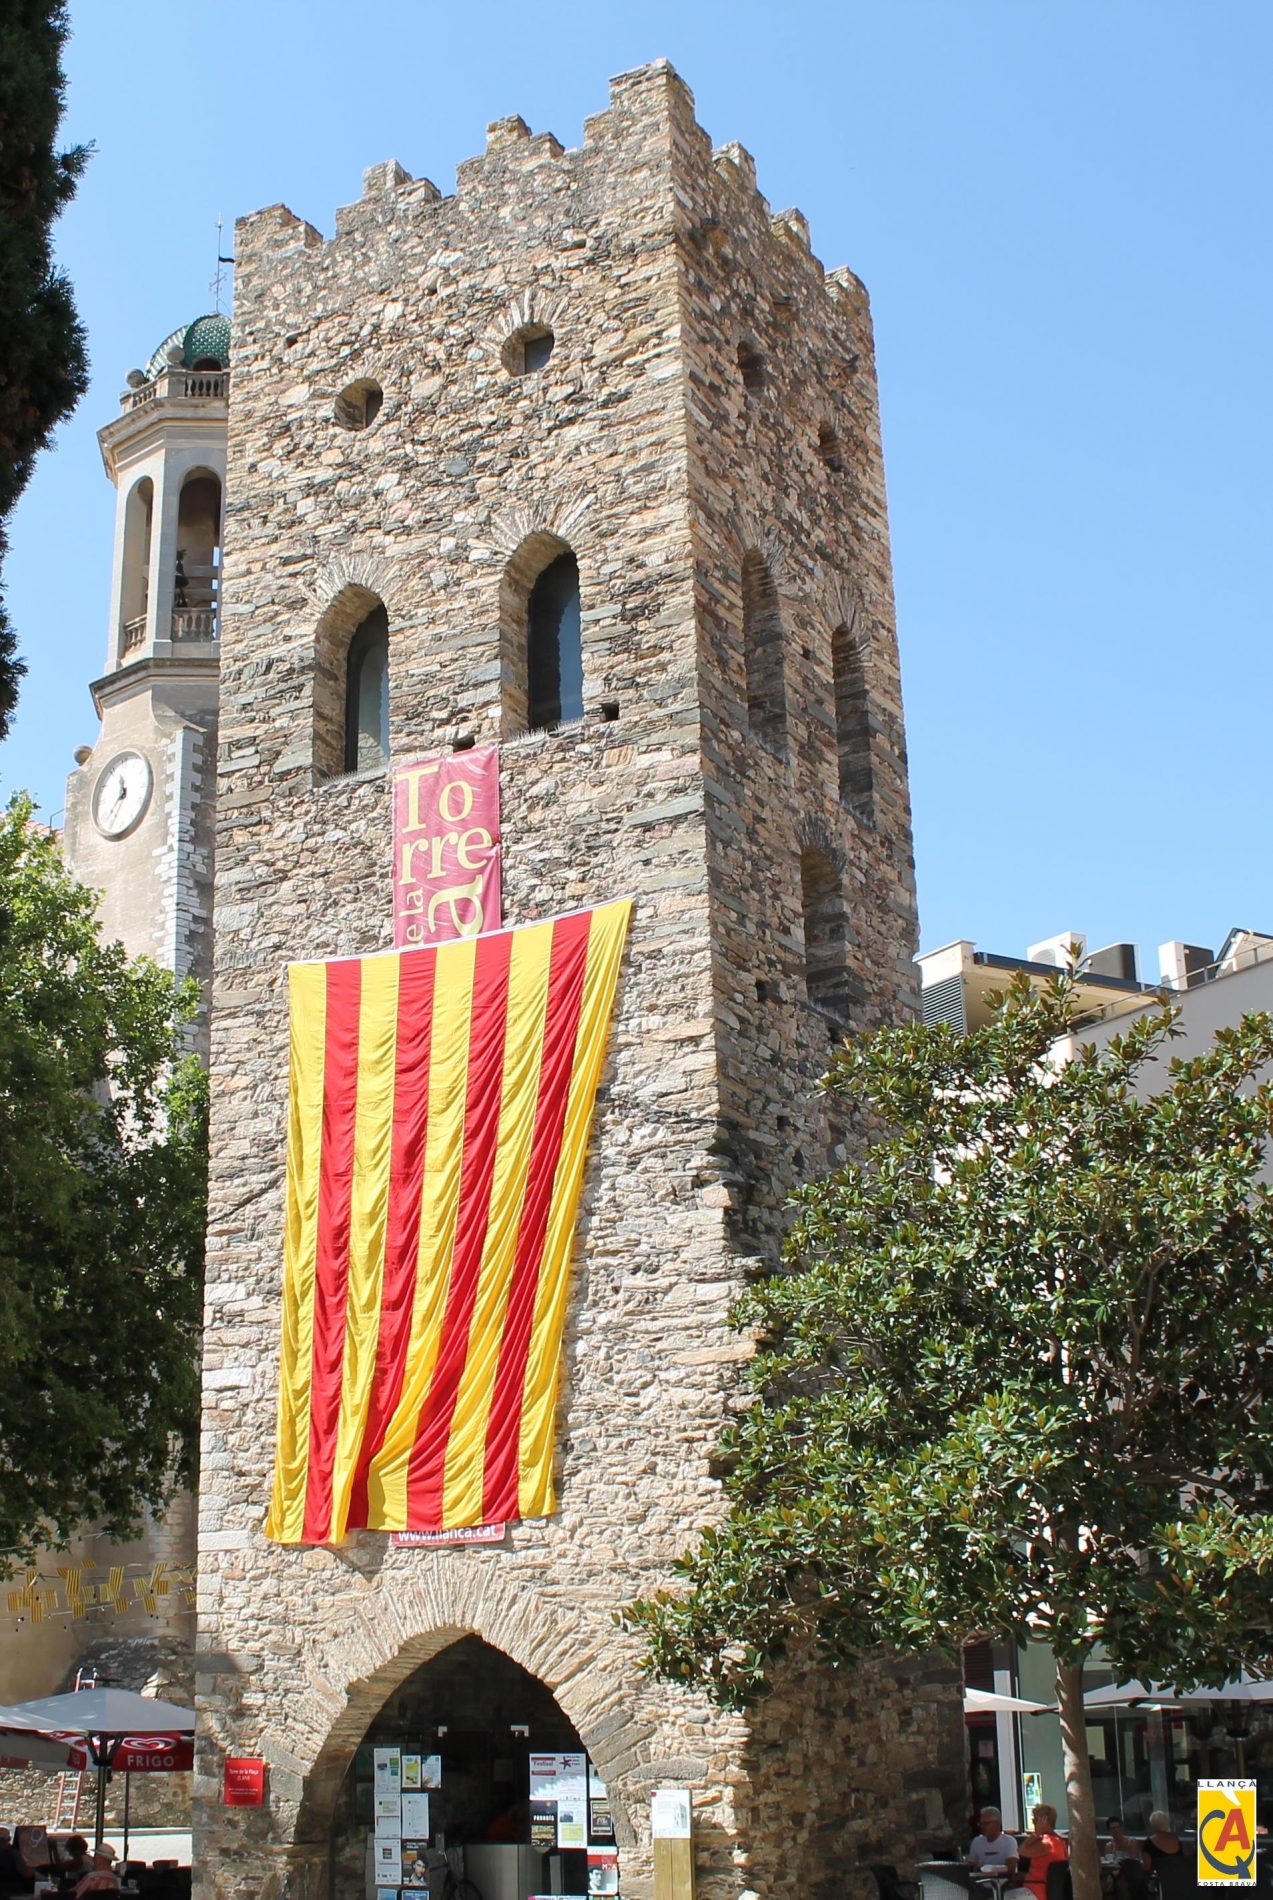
left=196, top=60, right=962, bottom=1900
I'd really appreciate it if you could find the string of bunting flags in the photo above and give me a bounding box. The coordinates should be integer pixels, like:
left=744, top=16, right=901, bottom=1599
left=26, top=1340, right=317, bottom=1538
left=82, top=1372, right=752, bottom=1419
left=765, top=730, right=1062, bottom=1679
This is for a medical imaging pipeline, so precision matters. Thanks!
left=4, top=1560, right=195, bottom=1626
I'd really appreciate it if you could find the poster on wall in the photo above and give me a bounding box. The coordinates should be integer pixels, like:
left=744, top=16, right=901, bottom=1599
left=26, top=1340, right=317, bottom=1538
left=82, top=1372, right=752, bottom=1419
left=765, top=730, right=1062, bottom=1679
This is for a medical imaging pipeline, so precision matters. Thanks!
left=530, top=1801, right=556, bottom=1850
left=587, top=1851, right=619, bottom=1895
left=401, top=1792, right=431, bottom=1835
left=420, top=1754, right=443, bottom=1790
left=556, top=1801, right=587, bottom=1849
left=374, top=1841, right=403, bottom=1885
left=529, top=1752, right=587, bottom=1803
left=402, top=1754, right=421, bottom=1790
left=374, top=1807, right=401, bottom=1840
left=588, top=1762, right=614, bottom=1845
left=401, top=1840, right=432, bottom=1887
left=392, top=746, right=502, bottom=948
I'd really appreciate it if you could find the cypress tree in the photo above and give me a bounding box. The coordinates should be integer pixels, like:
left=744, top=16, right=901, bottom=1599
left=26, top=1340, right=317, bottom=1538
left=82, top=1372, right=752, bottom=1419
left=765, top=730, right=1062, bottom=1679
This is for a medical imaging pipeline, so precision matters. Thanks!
left=0, top=2, right=89, bottom=739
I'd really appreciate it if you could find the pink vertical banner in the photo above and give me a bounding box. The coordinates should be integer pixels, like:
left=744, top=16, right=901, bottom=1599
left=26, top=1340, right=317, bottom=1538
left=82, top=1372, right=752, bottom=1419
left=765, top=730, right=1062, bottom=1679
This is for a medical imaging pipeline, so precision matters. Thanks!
left=391, top=746, right=502, bottom=947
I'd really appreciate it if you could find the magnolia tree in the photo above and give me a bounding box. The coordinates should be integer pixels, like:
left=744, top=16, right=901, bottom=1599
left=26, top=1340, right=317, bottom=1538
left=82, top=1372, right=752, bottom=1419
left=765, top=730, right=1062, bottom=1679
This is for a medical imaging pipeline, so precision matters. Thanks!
left=0, top=795, right=207, bottom=1561
left=627, top=976, right=1273, bottom=1900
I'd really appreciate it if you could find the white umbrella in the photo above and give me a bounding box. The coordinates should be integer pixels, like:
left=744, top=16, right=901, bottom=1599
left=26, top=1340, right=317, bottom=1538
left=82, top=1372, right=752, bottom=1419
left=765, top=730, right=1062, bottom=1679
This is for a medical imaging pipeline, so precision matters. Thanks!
left=1083, top=1678, right=1273, bottom=1710
left=965, top=1687, right=1053, bottom=1714
left=0, top=1690, right=194, bottom=1853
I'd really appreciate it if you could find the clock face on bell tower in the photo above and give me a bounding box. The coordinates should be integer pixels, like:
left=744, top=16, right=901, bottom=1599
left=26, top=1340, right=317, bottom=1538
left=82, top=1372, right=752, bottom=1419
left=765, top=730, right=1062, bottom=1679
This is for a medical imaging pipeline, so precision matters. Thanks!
left=92, top=749, right=153, bottom=838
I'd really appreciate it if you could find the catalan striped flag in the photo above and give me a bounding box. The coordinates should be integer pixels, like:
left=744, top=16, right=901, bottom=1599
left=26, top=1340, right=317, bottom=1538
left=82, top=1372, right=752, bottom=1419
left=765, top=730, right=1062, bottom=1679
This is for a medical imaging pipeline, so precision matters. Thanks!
left=266, top=901, right=631, bottom=1544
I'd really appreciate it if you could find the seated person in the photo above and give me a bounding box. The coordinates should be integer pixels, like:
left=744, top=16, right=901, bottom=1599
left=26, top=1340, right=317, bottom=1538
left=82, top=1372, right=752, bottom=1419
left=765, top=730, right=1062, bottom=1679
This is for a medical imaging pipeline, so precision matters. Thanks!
left=0, top=1829, right=37, bottom=1894
left=968, top=1809, right=1020, bottom=1881
left=73, top=1853, right=119, bottom=1900
left=1018, top=1803, right=1067, bottom=1900
left=57, top=1842, right=91, bottom=1889
left=1105, top=1819, right=1148, bottom=1900
left=1141, top=1814, right=1192, bottom=1900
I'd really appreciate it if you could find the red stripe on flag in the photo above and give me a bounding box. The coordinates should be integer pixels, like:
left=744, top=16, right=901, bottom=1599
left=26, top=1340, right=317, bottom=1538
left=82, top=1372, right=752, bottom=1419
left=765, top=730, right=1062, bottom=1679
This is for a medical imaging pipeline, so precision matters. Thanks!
left=404, top=931, right=514, bottom=1528
left=481, top=911, right=591, bottom=1523
left=302, top=959, right=363, bottom=1543
left=345, top=951, right=437, bottom=1529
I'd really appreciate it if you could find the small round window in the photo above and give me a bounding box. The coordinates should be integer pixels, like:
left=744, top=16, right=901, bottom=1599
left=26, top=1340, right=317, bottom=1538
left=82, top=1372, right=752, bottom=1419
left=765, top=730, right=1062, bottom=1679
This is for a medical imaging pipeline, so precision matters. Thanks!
left=335, top=379, right=384, bottom=431
left=502, top=325, right=554, bottom=376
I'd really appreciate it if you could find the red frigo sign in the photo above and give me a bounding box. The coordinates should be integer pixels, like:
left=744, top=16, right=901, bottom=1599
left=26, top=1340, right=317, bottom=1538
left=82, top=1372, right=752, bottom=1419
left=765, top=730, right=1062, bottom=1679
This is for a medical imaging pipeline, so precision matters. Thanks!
left=222, top=1757, right=266, bottom=1807
left=391, top=747, right=502, bottom=948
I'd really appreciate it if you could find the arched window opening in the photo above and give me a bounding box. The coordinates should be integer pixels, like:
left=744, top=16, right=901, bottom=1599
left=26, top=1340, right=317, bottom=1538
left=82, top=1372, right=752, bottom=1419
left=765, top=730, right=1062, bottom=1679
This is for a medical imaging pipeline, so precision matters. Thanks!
left=174, top=470, right=221, bottom=640
left=345, top=604, right=390, bottom=773
left=738, top=343, right=766, bottom=393
left=119, top=476, right=153, bottom=657
left=801, top=849, right=855, bottom=1024
left=321, top=1636, right=619, bottom=1898
left=742, top=550, right=787, bottom=753
left=190, top=356, right=223, bottom=372
left=527, top=551, right=582, bottom=731
left=831, top=621, right=874, bottom=816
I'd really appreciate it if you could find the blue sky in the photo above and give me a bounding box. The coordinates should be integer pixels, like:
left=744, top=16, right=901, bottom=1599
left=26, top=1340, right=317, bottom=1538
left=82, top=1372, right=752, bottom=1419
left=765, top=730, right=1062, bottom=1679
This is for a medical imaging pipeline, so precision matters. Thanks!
left=4, top=0, right=1270, bottom=968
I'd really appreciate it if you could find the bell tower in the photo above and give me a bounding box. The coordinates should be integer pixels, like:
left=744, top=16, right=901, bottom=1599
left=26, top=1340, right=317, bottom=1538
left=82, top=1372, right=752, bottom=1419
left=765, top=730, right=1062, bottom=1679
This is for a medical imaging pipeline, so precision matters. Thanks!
left=62, top=313, right=228, bottom=1046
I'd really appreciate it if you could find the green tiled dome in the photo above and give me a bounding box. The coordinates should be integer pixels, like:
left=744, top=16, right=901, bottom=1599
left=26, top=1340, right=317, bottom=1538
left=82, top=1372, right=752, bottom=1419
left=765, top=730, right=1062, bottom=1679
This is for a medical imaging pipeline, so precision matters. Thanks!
left=145, top=312, right=231, bottom=380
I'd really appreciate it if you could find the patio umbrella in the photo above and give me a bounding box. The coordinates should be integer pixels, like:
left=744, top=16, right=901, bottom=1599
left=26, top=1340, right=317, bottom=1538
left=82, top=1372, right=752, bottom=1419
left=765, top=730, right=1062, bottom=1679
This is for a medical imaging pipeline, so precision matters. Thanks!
left=1083, top=1678, right=1273, bottom=1709
left=965, top=1687, right=1053, bottom=1715
left=0, top=1689, right=194, bottom=1854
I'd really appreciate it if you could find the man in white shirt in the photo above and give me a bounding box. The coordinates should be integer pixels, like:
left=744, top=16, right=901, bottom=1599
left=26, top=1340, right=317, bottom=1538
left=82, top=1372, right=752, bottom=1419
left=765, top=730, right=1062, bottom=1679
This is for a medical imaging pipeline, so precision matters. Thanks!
left=968, top=1809, right=1020, bottom=1879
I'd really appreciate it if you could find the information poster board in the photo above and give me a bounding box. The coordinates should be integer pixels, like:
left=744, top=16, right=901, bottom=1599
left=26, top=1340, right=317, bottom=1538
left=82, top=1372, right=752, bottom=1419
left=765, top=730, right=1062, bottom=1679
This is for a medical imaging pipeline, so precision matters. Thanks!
left=651, top=1789, right=691, bottom=1839
left=374, top=1747, right=403, bottom=1820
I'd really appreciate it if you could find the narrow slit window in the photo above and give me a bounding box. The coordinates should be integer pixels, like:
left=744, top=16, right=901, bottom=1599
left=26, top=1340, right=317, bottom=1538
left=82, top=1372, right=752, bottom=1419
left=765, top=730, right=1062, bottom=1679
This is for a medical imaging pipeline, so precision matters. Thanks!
left=527, top=552, right=582, bottom=730
left=831, top=622, right=874, bottom=816
left=742, top=551, right=787, bottom=754
left=345, top=605, right=390, bottom=772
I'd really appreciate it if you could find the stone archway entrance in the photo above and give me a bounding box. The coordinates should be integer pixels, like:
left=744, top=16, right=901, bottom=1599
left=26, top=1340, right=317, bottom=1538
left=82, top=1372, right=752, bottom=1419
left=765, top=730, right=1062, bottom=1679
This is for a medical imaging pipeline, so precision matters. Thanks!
left=325, top=1635, right=618, bottom=1900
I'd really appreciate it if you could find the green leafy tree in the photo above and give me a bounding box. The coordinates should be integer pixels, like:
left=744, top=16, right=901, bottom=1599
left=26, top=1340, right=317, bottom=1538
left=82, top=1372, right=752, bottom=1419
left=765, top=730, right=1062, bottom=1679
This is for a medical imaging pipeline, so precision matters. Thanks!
left=0, top=795, right=207, bottom=1563
left=628, top=977, right=1273, bottom=1900
left=0, top=2, right=89, bottom=737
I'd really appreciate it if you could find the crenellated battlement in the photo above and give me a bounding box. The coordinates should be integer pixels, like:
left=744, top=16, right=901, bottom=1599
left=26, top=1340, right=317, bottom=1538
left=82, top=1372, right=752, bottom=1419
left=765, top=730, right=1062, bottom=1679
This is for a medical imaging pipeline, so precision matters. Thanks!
left=234, top=60, right=857, bottom=341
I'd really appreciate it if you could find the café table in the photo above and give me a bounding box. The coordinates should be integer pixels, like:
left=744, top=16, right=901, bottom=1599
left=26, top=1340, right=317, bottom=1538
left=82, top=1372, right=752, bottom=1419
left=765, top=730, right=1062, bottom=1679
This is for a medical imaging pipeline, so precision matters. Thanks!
left=916, top=1860, right=1000, bottom=1900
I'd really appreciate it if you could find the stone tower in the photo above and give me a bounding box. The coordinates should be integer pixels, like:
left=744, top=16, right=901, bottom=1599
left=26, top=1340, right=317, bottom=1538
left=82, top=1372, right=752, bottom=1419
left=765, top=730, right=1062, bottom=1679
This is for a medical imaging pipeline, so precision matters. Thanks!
left=196, top=62, right=964, bottom=1900
left=62, top=313, right=228, bottom=1059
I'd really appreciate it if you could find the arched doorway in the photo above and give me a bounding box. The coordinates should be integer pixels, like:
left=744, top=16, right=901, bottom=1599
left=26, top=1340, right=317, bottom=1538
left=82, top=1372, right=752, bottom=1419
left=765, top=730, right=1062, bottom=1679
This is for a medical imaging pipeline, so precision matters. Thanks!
left=327, top=1635, right=619, bottom=1900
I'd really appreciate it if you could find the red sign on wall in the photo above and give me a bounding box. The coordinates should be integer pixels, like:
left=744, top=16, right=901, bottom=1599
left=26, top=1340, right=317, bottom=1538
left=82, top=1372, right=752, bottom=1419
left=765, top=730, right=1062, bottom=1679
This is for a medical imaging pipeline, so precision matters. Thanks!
left=392, top=747, right=502, bottom=948
left=223, top=1757, right=266, bottom=1807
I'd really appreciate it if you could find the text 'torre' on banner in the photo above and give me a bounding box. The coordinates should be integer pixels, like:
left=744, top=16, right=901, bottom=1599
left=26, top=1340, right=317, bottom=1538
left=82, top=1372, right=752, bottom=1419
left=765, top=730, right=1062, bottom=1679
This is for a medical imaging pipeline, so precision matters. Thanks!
left=392, top=747, right=501, bottom=947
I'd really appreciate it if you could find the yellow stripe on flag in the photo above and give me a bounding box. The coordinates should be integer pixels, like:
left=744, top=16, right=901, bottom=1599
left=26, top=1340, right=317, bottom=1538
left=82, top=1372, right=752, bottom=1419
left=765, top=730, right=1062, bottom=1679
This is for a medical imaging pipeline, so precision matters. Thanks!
left=329, top=953, right=400, bottom=1538
left=364, top=934, right=477, bottom=1529
left=266, top=962, right=329, bottom=1542
left=517, top=900, right=631, bottom=1517
left=440, top=917, right=553, bottom=1527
